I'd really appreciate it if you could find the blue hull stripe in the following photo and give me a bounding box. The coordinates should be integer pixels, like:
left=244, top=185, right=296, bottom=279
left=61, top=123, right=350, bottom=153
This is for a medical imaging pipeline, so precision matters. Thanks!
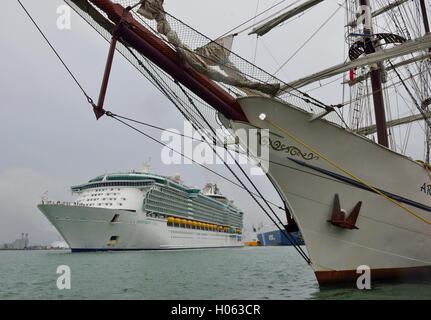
left=71, top=246, right=243, bottom=252
left=287, top=157, right=431, bottom=213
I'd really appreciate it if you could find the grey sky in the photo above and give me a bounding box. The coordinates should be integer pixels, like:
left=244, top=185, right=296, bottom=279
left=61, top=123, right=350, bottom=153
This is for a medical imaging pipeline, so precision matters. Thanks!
left=0, top=0, right=426, bottom=245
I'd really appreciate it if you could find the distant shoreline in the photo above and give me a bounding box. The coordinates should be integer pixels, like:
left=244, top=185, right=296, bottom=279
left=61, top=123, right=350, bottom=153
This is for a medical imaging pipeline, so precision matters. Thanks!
left=0, top=248, right=70, bottom=251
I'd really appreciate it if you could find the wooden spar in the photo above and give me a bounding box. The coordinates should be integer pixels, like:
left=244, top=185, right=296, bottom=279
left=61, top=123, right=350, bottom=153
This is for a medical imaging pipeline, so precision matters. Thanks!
left=355, top=111, right=431, bottom=136
left=280, top=33, right=431, bottom=90
left=249, top=0, right=324, bottom=37
left=88, top=0, right=247, bottom=122
left=94, top=16, right=122, bottom=119
left=359, top=0, right=389, bottom=147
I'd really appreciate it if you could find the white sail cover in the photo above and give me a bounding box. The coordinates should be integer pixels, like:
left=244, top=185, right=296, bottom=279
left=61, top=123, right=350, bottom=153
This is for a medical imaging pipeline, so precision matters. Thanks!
left=249, top=0, right=324, bottom=37
left=137, top=0, right=280, bottom=95
left=195, top=35, right=235, bottom=66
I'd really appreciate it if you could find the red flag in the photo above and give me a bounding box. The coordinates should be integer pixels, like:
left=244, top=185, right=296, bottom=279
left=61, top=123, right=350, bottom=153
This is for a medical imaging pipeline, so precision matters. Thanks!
left=350, top=69, right=355, bottom=83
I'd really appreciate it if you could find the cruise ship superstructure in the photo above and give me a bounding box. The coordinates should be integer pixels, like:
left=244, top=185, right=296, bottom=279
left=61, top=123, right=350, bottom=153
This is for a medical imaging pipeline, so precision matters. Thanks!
left=38, top=170, right=244, bottom=251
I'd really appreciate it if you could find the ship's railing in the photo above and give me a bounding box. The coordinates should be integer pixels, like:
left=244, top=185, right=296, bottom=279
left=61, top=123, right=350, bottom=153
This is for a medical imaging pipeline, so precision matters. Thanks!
left=40, top=200, right=85, bottom=207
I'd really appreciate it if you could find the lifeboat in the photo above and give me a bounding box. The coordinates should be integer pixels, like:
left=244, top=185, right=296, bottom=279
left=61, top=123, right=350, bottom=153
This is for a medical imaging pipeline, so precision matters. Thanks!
left=174, top=218, right=181, bottom=225
left=167, top=216, right=174, bottom=223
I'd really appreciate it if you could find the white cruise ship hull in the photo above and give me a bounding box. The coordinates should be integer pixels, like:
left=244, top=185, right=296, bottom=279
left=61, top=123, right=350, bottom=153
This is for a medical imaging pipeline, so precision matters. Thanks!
left=38, top=204, right=243, bottom=251
left=231, top=96, right=431, bottom=284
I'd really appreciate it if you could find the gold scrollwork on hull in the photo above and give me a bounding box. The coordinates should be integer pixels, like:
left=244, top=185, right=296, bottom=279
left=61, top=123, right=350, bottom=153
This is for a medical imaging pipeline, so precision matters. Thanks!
left=257, top=132, right=319, bottom=161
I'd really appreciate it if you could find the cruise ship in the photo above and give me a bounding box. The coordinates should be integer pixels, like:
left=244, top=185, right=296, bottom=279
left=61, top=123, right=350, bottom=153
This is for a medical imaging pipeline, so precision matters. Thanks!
left=38, top=167, right=244, bottom=251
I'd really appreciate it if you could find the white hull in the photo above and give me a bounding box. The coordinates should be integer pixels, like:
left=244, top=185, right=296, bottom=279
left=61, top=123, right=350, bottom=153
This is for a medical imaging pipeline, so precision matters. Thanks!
left=231, top=96, right=431, bottom=284
left=38, top=204, right=243, bottom=251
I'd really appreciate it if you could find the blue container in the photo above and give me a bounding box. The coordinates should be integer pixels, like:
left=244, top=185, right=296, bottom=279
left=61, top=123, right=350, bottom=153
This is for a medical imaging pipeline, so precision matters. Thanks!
left=257, top=229, right=304, bottom=246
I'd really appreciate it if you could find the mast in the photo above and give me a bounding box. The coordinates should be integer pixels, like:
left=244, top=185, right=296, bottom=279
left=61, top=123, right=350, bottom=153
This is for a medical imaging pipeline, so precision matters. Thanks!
left=419, top=0, right=431, bottom=162
left=359, top=0, right=389, bottom=147
left=420, top=0, right=430, bottom=39
left=346, top=0, right=409, bottom=28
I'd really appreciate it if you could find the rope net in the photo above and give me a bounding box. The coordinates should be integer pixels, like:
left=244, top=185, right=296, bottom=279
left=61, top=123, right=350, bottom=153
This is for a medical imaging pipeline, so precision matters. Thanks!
left=65, top=0, right=344, bottom=137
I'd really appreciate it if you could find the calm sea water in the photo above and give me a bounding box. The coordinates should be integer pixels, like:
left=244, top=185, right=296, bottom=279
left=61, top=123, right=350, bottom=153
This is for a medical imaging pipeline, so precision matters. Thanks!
left=0, top=246, right=430, bottom=300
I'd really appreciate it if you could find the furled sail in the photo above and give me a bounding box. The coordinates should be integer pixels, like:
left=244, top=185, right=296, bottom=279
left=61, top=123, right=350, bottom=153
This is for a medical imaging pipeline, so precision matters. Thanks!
left=279, top=32, right=431, bottom=91
left=195, top=35, right=235, bottom=66
left=137, top=0, right=280, bottom=95
left=249, top=0, right=324, bottom=37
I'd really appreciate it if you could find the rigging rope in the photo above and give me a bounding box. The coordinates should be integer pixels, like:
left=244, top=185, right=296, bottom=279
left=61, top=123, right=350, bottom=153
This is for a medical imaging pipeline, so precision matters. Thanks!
left=110, top=110, right=310, bottom=262
left=173, top=81, right=310, bottom=261
left=18, top=0, right=312, bottom=262
left=273, top=4, right=343, bottom=76
left=217, top=0, right=291, bottom=39
left=389, top=60, right=431, bottom=130
left=105, top=112, right=279, bottom=209
left=16, top=0, right=287, bottom=212
left=123, top=42, right=311, bottom=254
left=132, top=3, right=336, bottom=116
left=16, top=0, right=95, bottom=109
left=122, top=46, right=292, bottom=214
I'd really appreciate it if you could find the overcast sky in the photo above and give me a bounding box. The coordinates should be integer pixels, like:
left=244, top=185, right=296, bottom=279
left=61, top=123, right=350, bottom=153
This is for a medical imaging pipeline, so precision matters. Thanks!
left=0, top=0, right=427, bottom=245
